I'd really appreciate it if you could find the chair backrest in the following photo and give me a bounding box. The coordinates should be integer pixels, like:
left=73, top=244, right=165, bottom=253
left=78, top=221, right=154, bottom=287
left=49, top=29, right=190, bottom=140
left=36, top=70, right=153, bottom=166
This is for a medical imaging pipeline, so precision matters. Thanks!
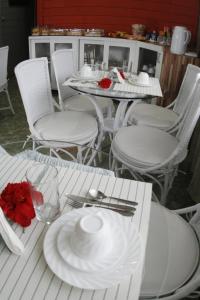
left=0, top=46, right=9, bottom=88
left=177, top=79, right=200, bottom=151
left=51, top=49, right=78, bottom=110
left=15, top=57, right=54, bottom=130
left=173, top=64, right=200, bottom=114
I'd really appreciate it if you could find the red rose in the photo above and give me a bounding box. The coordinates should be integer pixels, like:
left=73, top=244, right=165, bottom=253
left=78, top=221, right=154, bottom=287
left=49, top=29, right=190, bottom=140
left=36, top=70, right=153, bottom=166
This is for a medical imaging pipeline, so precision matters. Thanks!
left=119, top=70, right=125, bottom=79
left=0, top=182, right=38, bottom=227
left=98, top=78, right=112, bottom=89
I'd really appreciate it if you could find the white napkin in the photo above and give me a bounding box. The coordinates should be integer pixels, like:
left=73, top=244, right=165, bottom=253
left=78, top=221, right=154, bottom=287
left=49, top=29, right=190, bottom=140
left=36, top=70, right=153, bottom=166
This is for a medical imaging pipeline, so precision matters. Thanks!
left=0, top=207, right=25, bottom=255
left=112, top=67, right=125, bottom=84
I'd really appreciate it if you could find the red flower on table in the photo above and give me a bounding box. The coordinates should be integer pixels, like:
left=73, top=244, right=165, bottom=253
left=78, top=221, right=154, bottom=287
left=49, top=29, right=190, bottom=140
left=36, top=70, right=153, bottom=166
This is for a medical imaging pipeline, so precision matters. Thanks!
left=0, top=182, right=42, bottom=227
left=98, top=78, right=112, bottom=89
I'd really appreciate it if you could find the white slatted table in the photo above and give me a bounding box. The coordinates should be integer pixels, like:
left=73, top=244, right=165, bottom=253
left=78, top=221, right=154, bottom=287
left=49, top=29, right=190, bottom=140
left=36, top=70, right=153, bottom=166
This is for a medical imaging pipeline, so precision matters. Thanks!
left=0, top=154, right=152, bottom=300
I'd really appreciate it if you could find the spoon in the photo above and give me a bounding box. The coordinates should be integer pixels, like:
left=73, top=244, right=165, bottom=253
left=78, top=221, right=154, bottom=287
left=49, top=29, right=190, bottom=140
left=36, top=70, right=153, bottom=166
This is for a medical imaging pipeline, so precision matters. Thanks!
left=89, top=189, right=138, bottom=206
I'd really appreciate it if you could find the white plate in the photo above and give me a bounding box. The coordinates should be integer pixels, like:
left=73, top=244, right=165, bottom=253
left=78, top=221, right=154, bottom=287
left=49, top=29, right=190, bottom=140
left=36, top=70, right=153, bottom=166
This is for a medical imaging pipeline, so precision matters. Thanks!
left=128, top=78, right=152, bottom=87
left=73, top=71, right=102, bottom=81
left=43, top=207, right=142, bottom=290
left=56, top=216, right=127, bottom=272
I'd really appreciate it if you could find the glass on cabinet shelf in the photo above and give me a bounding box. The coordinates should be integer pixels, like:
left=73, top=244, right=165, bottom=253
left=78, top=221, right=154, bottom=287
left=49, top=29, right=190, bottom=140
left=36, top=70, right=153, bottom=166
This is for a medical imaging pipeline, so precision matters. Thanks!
left=54, top=43, right=73, bottom=51
left=83, top=44, right=104, bottom=65
left=108, top=46, right=130, bottom=70
left=35, top=43, right=50, bottom=61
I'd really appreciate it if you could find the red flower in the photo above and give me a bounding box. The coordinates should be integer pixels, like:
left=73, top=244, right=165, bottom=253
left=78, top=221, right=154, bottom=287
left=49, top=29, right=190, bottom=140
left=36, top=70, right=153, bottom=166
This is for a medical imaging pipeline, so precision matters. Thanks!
left=0, top=182, right=40, bottom=227
left=98, top=78, right=112, bottom=89
left=119, top=70, right=125, bottom=79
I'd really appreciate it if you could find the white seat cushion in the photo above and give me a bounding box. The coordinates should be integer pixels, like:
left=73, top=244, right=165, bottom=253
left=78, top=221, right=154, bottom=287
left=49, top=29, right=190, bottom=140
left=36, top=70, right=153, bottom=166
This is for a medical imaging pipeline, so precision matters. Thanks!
left=128, top=103, right=178, bottom=130
left=64, top=94, right=113, bottom=116
left=34, top=111, right=98, bottom=145
left=112, top=126, right=179, bottom=167
left=141, top=202, right=199, bottom=297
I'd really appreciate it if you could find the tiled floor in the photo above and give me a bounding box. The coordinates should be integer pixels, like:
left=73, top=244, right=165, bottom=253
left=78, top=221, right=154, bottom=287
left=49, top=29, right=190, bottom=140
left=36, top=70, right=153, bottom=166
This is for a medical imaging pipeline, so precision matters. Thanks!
left=0, top=76, right=195, bottom=210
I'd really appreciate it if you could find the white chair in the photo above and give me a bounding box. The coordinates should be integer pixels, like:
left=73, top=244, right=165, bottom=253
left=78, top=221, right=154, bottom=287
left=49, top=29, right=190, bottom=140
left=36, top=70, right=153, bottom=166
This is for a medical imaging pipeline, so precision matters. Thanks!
left=15, top=57, right=102, bottom=165
left=0, top=46, right=15, bottom=114
left=51, top=49, right=114, bottom=117
left=140, top=201, right=200, bottom=299
left=111, top=78, right=200, bottom=205
left=126, top=64, right=200, bottom=133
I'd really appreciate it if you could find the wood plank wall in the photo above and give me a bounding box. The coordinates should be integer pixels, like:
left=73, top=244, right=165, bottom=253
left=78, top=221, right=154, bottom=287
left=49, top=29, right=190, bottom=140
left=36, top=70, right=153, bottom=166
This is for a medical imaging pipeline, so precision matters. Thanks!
left=159, top=47, right=200, bottom=106
left=37, top=0, right=199, bottom=44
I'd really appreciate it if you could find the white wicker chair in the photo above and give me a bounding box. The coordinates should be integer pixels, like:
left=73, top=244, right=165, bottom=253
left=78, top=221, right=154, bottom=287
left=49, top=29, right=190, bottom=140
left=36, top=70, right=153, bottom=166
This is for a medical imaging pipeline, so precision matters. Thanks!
left=51, top=49, right=114, bottom=117
left=15, top=57, right=103, bottom=165
left=111, top=78, right=200, bottom=205
left=140, top=202, right=200, bottom=300
left=125, top=64, right=200, bottom=134
left=0, top=46, right=15, bottom=114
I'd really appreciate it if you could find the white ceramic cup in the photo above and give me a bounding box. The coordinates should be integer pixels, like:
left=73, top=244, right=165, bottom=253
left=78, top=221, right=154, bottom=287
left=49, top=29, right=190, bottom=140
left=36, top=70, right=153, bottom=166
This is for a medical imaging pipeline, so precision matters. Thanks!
left=70, top=212, right=112, bottom=260
left=80, top=64, right=93, bottom=78
left=137, top=71, right=150, bottom=85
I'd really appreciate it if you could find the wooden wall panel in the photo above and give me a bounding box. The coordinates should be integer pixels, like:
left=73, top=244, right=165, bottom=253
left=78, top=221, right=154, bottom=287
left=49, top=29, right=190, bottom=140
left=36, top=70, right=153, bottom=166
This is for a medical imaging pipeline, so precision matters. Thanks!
left=159, top=48, right=200, bottom=106
left=37, top=0, right=199, bottom=44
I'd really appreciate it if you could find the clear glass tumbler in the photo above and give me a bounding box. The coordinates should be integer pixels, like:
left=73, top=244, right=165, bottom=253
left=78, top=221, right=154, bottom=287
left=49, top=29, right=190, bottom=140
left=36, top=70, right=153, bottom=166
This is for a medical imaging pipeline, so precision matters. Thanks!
left=26, top=164, right=60, bottom=224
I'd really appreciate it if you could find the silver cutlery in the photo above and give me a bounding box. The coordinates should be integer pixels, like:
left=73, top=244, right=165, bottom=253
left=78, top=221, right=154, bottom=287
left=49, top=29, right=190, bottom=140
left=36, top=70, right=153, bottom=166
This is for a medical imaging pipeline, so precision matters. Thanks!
left=67, top=198, right=135, bottom=217
left=70, top=79, right=97, bottom=84
left=88, top=189, right=138, bottom=206
left=67, top=194, right=136, bottom=211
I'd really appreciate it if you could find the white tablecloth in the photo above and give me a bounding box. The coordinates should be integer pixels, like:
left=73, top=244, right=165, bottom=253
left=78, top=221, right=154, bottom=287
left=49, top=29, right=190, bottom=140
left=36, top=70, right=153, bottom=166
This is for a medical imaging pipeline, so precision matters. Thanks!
left=0, top=154, right=152, bottom=300
left=113, top=77, right=163, bottom=97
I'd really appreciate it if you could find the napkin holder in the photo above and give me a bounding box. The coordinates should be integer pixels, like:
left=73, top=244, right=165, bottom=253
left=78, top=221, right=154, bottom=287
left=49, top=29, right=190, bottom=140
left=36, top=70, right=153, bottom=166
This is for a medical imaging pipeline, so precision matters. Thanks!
left=112, top=67, right=125, bottom=84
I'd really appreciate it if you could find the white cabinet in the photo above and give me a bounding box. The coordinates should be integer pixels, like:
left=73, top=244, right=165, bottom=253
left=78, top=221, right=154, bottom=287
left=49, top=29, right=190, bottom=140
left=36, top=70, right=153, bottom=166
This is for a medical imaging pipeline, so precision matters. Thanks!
left=29, top=36, right=79, bottom=89
left=29, top=36, right=163, bottom=89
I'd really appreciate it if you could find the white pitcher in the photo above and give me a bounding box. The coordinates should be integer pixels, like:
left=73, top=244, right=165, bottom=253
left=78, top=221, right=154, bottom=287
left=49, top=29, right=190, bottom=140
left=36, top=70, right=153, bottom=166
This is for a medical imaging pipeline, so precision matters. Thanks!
left=170, top=26, right=191, bottom=55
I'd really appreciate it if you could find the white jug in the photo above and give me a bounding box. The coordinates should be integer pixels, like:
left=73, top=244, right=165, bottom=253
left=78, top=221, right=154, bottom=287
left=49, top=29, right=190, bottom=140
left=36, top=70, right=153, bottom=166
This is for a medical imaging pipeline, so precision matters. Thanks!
left=170, top=26, right=191, bottom=55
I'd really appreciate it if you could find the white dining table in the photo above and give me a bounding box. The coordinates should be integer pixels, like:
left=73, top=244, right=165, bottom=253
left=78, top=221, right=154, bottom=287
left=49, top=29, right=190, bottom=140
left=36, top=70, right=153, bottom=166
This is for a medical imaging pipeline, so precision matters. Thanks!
left=63, top=72, right=163, bottom=133
left=0, top=153, right=152, bottom=300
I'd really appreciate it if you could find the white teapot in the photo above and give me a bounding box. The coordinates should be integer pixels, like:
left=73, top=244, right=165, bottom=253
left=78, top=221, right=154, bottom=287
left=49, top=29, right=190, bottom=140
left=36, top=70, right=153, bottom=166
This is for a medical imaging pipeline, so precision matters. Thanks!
left=80, top=64, right=93, bottom=78
left=170, top=26, right=191, bottom=55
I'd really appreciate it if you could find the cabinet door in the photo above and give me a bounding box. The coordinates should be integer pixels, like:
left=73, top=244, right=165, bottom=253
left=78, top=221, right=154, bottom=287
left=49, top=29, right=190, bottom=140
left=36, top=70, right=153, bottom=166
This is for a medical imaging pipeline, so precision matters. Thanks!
left=134, top=42, right=163, bottom=78
left=79, top=39, right=105, bottom=68
left=105, top=40, right=134, bottom=71
left=30, top=38, right=51, bottom=61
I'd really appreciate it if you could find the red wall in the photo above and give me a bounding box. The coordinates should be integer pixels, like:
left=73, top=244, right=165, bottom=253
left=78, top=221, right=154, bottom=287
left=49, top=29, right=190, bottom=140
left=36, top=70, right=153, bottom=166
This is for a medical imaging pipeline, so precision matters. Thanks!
left=37, top=0, right=199, bottom=45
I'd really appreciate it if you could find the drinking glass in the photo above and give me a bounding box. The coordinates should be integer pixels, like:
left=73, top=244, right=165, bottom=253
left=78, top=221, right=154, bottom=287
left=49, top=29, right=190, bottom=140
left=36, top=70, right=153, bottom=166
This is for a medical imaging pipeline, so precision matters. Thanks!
left=26, top=164, right=60, bottom=224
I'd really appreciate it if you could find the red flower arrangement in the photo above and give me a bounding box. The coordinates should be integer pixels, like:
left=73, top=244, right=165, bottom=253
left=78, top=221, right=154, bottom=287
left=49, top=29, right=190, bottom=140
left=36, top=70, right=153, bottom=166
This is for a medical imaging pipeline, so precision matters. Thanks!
left=98, top=78, right=112, bottom=89
left=0, top=182, right=41, bottom=227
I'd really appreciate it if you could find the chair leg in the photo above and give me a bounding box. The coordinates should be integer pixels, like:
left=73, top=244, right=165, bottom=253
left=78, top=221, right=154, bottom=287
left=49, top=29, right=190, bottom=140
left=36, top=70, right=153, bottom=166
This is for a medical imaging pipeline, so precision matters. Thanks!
left=4, top=88, right=15, bottom=115
left=161, top=172, right=170, bottom=206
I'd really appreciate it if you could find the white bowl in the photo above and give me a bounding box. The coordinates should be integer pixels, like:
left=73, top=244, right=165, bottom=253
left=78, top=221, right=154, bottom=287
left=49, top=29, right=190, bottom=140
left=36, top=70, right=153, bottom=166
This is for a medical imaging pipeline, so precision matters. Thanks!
left=80, top=64, right=93, bottom=78
left=70, top=212, right=112, bottom=260
left=137, top=72, right=150, bottom=86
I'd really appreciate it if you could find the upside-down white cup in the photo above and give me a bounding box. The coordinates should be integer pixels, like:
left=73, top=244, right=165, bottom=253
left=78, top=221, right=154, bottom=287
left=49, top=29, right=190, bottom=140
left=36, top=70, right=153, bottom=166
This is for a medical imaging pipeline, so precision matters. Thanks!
left=70, top=212, right=112, bottom=260
left=80, top=64, right=93, bottom=78
left=137, top=71, right=150, bottom=85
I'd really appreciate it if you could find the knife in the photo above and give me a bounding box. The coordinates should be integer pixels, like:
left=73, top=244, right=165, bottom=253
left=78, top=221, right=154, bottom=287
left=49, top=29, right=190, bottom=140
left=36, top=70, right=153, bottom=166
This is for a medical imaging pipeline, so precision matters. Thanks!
left=67, top=194, right=136, bottom=211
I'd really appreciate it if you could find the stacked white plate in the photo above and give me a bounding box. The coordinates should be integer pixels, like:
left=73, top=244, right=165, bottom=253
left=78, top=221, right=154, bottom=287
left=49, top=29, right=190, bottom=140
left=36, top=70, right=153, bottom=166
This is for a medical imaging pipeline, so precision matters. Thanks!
left=43, top=207, right=142, bottom=289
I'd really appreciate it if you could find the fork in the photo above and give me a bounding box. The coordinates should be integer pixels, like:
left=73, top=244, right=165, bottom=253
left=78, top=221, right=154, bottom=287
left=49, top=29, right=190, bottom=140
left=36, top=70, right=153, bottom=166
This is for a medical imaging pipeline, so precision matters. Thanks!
left=67, top=198, right=135, bottom=217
